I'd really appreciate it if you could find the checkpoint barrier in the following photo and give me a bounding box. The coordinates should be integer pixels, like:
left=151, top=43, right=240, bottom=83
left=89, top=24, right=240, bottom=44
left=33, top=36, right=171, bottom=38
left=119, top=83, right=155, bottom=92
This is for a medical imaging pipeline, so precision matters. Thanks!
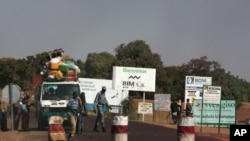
left=246, top=119, right=250, bottom=125
left=48, top=116, right=66, bottom=141
left=177, top=116, right=195, bottom=141
left=111, top=116, right=128, bottom=141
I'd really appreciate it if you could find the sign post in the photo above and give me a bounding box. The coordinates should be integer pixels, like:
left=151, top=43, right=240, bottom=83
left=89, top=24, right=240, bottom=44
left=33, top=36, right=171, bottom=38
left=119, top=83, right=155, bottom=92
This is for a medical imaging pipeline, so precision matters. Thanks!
left=201, top=85, right=221, bottom=133
left=112, top=66, right=156, bottom=121
left=2, top=84, right=21, bottom=130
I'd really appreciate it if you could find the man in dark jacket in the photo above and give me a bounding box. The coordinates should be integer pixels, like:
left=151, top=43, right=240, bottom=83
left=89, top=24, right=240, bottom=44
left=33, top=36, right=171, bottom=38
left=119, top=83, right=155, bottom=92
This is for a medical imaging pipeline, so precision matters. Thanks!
left=185, top=98, right=192, bottom=116
left=21, top=95, right=30, bottom=131
left=76, top=92, right=87, bottom=134
left=170, top=100, right=180, bottom=124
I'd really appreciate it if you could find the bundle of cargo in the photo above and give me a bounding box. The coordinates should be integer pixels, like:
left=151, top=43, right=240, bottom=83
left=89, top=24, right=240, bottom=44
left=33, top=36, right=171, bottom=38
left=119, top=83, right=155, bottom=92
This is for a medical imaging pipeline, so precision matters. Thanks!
left=40, top=49, right=80, bottom=82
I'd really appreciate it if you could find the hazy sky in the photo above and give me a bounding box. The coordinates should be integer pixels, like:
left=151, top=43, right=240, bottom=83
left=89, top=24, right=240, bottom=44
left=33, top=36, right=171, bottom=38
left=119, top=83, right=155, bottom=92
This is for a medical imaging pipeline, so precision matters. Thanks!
left=1, top=1, right=250, bottom=81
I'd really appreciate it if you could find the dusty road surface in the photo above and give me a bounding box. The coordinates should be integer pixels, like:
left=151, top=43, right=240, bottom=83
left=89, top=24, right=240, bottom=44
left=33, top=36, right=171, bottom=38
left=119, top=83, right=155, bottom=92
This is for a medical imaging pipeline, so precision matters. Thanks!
left=0, top=106, right=230, bottom=141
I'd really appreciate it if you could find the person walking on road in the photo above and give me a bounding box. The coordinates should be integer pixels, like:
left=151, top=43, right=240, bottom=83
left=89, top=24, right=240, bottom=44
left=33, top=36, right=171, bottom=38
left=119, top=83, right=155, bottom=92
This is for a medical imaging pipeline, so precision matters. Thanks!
left=185, top=98, right=192, bottom=117
left=76, top=92, right=88, bottom=134
left=170, top=100, right=180, bottom=124
left=67, top=91, right=81, bottom=139
left=14, top=99, right=22, bottom=130
left=21, top=93, right=31, bottom=131
left=93, top=86, right=112, bottom=132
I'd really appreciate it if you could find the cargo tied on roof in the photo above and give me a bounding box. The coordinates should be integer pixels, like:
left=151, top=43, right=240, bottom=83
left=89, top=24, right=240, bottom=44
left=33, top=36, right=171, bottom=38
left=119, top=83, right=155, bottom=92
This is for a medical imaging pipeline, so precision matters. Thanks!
left=40, top=48, right=80, bottom=82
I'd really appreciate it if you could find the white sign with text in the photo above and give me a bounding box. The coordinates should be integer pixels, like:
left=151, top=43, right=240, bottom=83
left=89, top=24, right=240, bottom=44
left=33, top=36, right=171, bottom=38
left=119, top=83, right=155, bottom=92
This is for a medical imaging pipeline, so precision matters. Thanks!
left=138, top=102, right=153, bottom=114
left=112, top=66, right=156, bottom=92
left=203, top=85, right=221, bottom=104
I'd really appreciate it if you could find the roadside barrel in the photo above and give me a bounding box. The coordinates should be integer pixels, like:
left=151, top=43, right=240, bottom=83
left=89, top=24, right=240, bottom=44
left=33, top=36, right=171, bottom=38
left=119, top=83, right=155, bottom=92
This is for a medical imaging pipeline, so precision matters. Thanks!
left=246, top=118, right=250, bottom=125
left=177, top=116, right=195, bottom=141
left=48, top=116, right=66, bottom=141
left=111, top=116, right=128, bottom=141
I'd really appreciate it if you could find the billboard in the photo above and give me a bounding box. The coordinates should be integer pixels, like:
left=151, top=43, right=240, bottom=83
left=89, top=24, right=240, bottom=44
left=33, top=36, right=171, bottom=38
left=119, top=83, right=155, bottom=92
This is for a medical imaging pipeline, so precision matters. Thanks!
left=112, top=66, right=156, bottom=92
left=193, top=99, right=236, bottom=127
left=185, top=76, right=212, bottom=103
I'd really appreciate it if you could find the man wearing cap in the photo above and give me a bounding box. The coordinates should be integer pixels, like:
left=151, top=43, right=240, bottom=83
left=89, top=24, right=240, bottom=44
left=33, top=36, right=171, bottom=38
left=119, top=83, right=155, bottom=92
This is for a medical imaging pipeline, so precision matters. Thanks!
left=93, top=86, right=112, bottom=132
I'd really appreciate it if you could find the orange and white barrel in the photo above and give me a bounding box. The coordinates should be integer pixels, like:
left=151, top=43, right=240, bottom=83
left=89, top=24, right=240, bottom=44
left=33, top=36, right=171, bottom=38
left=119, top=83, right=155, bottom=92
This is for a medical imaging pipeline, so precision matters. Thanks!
left=177, top=116, right=195, bottom=141
left=111, top=116, right=128, bottom=141
left=48, top=116, right=66, bottom=141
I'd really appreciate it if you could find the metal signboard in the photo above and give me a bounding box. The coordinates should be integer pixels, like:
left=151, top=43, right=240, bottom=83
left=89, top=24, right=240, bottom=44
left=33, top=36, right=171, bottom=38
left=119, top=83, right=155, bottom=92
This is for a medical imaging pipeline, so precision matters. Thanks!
left=185, top=76, right=212, bottom=103
left=138, top=102, right=153, bottom=114
left=112, top=66, right=156, bottom=92
left=2, top=84, right=21, bottom=104
left=154, top=94, right=171, bottom=111
left=203, top=85, right=221, bottom=104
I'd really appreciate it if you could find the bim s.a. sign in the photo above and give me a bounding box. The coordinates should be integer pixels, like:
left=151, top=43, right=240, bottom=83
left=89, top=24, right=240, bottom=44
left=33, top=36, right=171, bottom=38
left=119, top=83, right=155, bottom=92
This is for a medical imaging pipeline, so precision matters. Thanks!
left=112, top=66, right=156, bottom=92
left=185, top=76, right=212, bottom=103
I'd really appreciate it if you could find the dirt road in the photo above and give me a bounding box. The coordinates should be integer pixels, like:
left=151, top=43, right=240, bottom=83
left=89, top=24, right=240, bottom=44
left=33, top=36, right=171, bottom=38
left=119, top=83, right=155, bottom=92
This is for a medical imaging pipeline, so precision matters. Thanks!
left=0, top=106, right=230, bottom=141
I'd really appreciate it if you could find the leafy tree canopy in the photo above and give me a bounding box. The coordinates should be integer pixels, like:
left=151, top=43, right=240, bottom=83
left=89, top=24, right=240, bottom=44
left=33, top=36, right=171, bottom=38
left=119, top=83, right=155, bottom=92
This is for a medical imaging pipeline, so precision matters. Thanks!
left=114, top=40, right=167, bottom=98
left=85, top=52, right=115, bottom=79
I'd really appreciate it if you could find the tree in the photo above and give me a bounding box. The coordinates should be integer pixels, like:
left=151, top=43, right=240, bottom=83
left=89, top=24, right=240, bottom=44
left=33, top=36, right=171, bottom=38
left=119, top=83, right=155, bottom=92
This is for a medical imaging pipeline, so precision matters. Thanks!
left=85, top=52, right=115, bottom=79
left=0, top=58, right=17, bottom=88
left=75, top=59, right=86, bottom=77
left=114, top=40, right=168, bottom=98
left=15, top=58, right=33, bottom=91
left=164, top=66, right=185, bottom=100
left=181, top=56, right=220, bottom=76
left=178, top=56, right=250, bottom=107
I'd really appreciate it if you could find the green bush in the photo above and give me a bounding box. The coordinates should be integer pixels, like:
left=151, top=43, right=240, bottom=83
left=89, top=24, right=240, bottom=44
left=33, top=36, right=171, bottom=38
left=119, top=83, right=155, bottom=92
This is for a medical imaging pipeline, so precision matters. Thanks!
left=121, top=97, right=135, bottom=118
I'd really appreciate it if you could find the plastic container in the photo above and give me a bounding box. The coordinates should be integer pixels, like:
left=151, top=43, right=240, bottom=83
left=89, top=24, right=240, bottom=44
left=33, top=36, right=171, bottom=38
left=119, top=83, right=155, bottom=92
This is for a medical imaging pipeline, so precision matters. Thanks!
left=59, top=63, right=68, bottom=74
left=50, top=62, right=60, bottom=70
left=65, top=61, right=75, bottom=69
left=66, top=69, right=77, bottom=81
left=49, top=58, right=60, bottom=70
left=55, top=71, right=63, bottom=80
left=21, top=104, right=27, bottom=111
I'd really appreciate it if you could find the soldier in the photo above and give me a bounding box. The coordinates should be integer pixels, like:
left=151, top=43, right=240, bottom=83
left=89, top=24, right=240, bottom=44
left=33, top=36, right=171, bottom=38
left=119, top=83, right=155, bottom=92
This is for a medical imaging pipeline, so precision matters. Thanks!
left=93, top=86, right=112, bottom=132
